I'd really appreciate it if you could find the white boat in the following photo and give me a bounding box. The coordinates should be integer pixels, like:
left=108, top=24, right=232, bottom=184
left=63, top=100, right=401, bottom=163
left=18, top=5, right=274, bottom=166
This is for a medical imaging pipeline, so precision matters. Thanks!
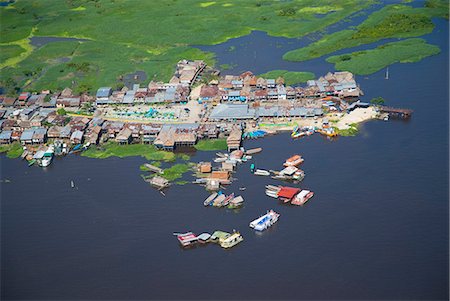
left=249, top=210, right=280, bottom=231
left=265, top=190, right=279, bottom=198
left=291, top=190, right=314, bottom=206
left=254, top=169, right=270, bottom=176
left=265, top=185, right=280, bottom=191
left=203, top=192, right=218, bottom=206
left=214, top=157, right=227, bottom=163
left=40, top=146, right=54, bottom=167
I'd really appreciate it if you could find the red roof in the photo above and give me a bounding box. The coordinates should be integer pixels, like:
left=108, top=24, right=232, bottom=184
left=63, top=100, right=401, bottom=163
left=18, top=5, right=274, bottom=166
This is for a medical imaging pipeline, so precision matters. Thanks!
left=277, top=187, right=300, bottom=199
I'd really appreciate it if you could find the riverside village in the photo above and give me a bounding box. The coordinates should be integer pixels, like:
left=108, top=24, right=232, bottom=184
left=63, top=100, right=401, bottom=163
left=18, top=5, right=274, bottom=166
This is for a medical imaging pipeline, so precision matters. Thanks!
left=0, top=59, right=413, bottom=248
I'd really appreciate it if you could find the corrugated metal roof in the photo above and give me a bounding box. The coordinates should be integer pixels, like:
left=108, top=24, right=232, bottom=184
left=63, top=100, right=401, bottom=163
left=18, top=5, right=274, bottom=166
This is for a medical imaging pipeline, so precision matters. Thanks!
left=0, top=130, right=12, bottom=140
left=20, top=129, right=34, bottom=140
left=209, top=104, right=254, bottom=120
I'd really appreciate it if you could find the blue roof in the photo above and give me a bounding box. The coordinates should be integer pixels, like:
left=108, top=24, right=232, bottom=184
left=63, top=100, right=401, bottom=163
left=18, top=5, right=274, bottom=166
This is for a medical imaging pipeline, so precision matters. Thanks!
left=20, top=129, right=35, bottom=140
left=0, top=130, right=12, bottom=140
left=96, top=87, right=112, bottom=98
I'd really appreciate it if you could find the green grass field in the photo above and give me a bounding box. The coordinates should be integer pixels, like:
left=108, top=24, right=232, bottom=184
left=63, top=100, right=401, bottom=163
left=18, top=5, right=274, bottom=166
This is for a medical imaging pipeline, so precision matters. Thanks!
left=194, top=138, right=227, bottom=151
left=326, top=38, right=441, bottom=75
left=0, top=0, right=375, bottom=94
left=81, top=142, right=176, bottom=161
left=283, top=2, right=448, bottom=63
left=258, top=70, right=315, bottom=85
left=0, top=142, right=24, bottom=158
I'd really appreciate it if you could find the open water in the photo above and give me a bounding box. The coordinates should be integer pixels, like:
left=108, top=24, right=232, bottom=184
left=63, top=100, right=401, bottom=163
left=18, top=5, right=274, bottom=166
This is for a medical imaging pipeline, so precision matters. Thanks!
left=1, top=3, right=448, bottom=300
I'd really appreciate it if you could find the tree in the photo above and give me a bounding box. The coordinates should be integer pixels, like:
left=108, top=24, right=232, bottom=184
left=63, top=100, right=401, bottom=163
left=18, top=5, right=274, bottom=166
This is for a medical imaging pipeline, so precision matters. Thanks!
left=370, top=97, right=385, bottom=105
left=57, top=108, right=67, bottom=115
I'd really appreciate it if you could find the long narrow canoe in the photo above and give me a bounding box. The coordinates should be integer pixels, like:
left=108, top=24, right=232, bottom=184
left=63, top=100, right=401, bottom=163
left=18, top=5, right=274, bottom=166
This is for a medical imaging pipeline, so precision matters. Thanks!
left=203, top=192, right=218, bottom=206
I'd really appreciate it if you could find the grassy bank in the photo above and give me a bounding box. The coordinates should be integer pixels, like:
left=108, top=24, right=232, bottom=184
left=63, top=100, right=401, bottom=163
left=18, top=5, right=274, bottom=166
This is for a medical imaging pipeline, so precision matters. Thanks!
left=82, top=142, right=176, bottom=161
left=258, top=70, right=315, bottom=85
left=0, top=142, right=24, bottom=159
left=326, top=38, right=441, bottom=75
left=194, top=138, right=227, bottom=151
left=283, top=2, right=448, bottom=63
left=1, top=0, right=375, bottom=93
left=334, top=124, right=359, bottom=136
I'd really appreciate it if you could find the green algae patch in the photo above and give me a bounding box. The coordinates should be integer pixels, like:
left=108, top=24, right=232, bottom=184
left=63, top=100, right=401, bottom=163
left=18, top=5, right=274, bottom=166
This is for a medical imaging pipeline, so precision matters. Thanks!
left=259, top=70, right=315, bottom=85
left=194, top=138, right=227, bottom=151
left=283, top=3, right=447, bottom=62
left=161, top=163, right=192, bottom=181
left=82, top=142, right=176, bottom=161
left=1, top=0, right=375, bottom=92
left=326, top=38, right=440, bottom=75
left=0, top=142, right=24, bottom=159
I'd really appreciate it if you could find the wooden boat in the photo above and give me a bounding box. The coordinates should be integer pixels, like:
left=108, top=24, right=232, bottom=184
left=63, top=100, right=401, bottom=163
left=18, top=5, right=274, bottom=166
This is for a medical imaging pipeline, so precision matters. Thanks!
left=221, top=193, right=235, bottom=206
left=265, top=184, right=280, bottom=191
left=228, top=196, right=244, bottom=209
left=21, top=150, right=28, bottom=160
left=283, top=155, right=304, bottom=167
left=212, top=194, right=226, bottom=207
left=291, top=190, right=314, bottom=206
left=203, top=192, right=218, bottom=206
left=246, top=147, right=262, bottom=155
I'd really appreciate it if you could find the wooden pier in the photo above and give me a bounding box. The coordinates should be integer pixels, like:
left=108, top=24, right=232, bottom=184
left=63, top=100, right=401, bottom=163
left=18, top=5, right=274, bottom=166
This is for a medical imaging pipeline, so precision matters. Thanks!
left=379, top=106, right=413, bottom=119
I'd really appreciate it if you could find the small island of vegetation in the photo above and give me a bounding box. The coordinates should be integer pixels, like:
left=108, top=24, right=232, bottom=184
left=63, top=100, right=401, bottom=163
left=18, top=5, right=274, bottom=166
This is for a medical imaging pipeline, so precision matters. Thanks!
left=326, top=38, right=440, bottom=75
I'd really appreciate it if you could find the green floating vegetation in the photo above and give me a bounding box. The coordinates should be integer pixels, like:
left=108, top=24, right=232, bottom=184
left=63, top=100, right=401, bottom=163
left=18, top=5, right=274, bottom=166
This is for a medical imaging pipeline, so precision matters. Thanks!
left=161, top=163, right=192, bottom=181
left=81, top=142, right=176, bottom=161
left=194, top=138, right=227, bottom=151
left=177, top=153, right=191, bottom=161
left=1, top=0, right=375, bottom=93
left=0, top=142, right=24, bottom=159
left=258, top=70, right=315, bottom=85
left=283, top=3, right=448, bottom=62
left=0, top=44, right=26, bottom=65
left=334, top=124, right=359, bottom=136
left=326, top=38, right=441, bottom=75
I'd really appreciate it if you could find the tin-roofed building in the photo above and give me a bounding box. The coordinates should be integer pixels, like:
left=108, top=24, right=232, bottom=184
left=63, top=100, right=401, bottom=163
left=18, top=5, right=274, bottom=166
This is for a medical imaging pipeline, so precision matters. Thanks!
left=0, top=130, right=12, bottom=144
left=20, top=129, right=35, bottom=144
left=209, top=104, right=255, bottom=121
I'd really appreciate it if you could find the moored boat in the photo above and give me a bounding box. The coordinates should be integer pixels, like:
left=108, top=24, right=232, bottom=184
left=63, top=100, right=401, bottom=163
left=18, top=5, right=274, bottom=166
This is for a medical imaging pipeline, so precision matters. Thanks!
left=221, top=193, right=235, bottom=206
left=291, top=190, right=314, bottom=205
left=254, top=169, right=270, bottom=176
left=212, top=194, right=226, bottom=207
left=228, top=196, right=244, bottom=209
left=283, top=155, right=304, bottom=167
left=219, top=231, right=243, bottom=248
left=203, top=192, right=218, bottom=206
left=249, top=210, right=280, bottom=231
left=40, top=146, right=54, bottom=167
left=174, top=232, right=198, bottom=247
